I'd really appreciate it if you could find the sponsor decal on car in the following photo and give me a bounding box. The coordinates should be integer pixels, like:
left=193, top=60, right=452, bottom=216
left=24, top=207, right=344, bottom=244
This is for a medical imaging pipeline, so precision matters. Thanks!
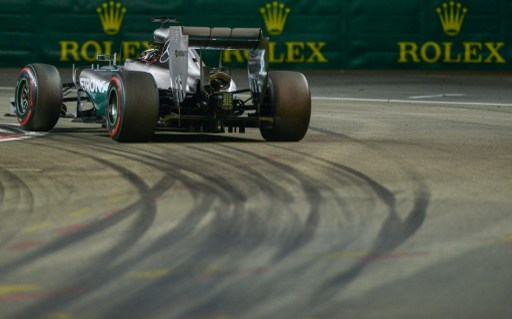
left=80, top=77, right=109, bottom=94
left=158, top=41, right=187, bottom=64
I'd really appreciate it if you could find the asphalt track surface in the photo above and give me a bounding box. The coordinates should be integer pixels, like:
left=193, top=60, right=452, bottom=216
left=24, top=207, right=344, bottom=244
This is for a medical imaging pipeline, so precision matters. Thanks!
left=0, top=69, right=511, bottom=319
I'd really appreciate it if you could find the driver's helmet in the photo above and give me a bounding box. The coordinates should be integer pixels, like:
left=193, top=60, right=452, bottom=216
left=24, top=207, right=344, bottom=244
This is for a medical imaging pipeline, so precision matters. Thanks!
left=139, top=48, right=160, bottom=64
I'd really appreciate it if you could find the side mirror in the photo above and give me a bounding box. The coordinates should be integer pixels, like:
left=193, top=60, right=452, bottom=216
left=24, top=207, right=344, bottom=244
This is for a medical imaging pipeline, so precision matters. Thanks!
left=97, top=54, right=113, bottom=62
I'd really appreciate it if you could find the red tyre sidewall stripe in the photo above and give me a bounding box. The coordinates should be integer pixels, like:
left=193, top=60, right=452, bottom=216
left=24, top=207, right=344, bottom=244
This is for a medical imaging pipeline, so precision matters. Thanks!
left=109, top=77, right=122, bottom=137
left=19, top=109, right=32, bottom=127
left=18, top=68, right=35, bottom=127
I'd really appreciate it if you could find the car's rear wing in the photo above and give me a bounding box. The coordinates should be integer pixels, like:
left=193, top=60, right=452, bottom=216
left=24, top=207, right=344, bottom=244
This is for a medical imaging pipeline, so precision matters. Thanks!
left=182, top=27, right=263, bottom=50
left=166, top=26, right=269, bottom=106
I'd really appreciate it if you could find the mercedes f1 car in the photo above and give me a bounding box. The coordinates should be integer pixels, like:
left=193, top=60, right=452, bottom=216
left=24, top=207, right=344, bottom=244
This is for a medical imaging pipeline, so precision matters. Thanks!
left=14, top=18, right=311, bottom=142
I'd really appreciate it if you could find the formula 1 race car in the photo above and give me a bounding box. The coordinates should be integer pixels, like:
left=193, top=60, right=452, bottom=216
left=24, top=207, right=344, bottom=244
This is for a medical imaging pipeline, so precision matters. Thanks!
left=14, top=18, right=311, bottom=142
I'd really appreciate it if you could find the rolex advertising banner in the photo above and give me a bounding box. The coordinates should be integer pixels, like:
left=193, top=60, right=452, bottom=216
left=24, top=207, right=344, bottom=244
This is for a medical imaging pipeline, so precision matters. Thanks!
left=0, top=0, right=511, bottom=70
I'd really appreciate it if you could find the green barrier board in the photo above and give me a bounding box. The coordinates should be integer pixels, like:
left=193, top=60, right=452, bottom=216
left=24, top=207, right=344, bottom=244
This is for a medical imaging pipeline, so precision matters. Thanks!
left=0, top=0, right=510, bottom=70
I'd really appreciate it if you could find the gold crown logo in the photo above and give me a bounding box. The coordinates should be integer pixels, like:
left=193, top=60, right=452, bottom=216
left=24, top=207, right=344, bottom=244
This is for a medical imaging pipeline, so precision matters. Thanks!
left=97, top=1, right=127, bottom=35
left=436, top=1, right=468, bottom=36
left=260, top=1, right=291, bottom=36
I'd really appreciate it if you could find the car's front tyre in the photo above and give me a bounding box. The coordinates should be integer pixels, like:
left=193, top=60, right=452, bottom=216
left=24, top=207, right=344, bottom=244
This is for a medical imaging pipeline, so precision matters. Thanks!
left=15, top=64, right=62, bottom=131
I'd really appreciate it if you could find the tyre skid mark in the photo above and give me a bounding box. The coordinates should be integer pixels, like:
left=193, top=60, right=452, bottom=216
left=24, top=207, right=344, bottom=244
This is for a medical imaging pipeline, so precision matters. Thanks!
left=2, top=148, right=157, bottom=313
left=126, top=266, right=269, bottom=281
left=94, top=144, right=284, bottom=318
left=303, top=126, right=431, bottom=309
left=63, top=144, right=223, bottom=319
left=0, top=166, right=36, bottom=247
left=315, top=249, right=421, bottom=261
left=7, top=142, right=209, bottom=318
left=0, top=167, right=35, bottom=215
left=125, top=143, right=336, bottom=319
left=216, top=144, right=331, bottom=262
left=4, top=130, right=427, bottom=318
left=122, top=141, right=362, bottom=319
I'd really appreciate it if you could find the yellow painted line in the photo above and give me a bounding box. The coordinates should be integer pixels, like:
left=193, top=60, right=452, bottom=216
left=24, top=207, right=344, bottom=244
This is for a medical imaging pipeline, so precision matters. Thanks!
left=0, top=284, right=42, bottom=296
left=501, top=236, right=512, bottom=242
left=40, top=313, right=75, bottom=319
left=127, top=265, right=266, bottom=280
left=66, top=207, right=93, bottom=217
left=107, top=194, right=133, bottom=204
left=127, top=268, right=175, bottom=279
left=23, top=222, right=52, bottom=233
left=205, top=264, right=221, bottom=272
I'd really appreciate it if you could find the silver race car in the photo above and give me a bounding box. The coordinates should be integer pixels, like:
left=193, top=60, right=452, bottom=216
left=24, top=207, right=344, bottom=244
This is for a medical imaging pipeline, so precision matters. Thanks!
left=14, top=17, right=311, bottom=142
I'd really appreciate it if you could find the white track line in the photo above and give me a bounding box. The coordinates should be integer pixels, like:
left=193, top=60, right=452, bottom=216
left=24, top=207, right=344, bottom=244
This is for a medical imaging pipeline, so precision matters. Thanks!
left=0, top=87, right=13, bottom=91
left=409, top=93, right=466, bottom=99
left=312, top=96, right=512, bottom=108
left=0, top=132, right=47, bottom=143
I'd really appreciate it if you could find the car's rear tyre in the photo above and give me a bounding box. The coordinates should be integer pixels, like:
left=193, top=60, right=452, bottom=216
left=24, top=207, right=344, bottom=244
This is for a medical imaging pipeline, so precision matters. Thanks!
left=15, top=64, right=62, bottom=131
left=106, top=71, right=159, bottom=142
left=260, top=71, right=311, bottom=141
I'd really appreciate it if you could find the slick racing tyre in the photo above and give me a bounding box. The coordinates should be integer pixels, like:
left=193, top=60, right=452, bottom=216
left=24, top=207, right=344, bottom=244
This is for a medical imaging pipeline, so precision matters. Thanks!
left=15, top=64, right=63, bottom=131
left=260, top=71, right=311, bottom=141
left=106, top=71, right=159, bottom=142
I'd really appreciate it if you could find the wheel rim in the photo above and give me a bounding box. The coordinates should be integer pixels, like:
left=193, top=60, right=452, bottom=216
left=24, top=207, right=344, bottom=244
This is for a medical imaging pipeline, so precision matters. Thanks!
left=107, top=87, right=119, bottom=128
left=16, top=78, right=30, bottom=116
